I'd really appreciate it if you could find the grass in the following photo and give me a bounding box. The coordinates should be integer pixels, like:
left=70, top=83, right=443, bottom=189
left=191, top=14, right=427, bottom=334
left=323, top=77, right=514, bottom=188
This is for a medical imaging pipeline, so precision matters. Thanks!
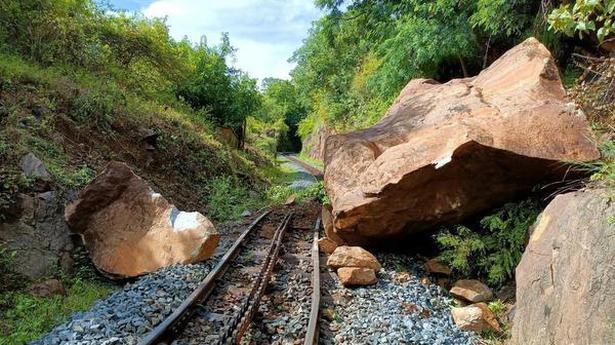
left=296, top=153, right=324, bottom=170
left=0, top=278, right=114, bottom=345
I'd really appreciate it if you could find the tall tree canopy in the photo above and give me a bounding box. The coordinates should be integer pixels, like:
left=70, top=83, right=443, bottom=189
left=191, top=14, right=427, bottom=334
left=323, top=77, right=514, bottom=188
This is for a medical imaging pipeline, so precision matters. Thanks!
left=291, top=0, right=561, bottom=135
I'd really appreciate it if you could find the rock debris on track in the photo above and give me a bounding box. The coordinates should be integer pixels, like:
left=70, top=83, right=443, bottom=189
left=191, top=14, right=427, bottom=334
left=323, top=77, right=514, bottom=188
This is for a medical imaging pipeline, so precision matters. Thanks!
left=319, top=253, right=477, bottom=345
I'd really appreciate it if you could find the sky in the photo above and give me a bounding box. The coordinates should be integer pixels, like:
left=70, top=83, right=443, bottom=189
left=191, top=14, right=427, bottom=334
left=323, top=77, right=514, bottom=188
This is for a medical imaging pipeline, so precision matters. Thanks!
left=109, top=0, right=322, bottom=82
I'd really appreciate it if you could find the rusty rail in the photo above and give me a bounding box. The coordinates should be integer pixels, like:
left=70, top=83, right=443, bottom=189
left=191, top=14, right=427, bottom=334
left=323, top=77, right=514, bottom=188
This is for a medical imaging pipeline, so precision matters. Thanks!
left=304, top=217, right=321, bottom=345
left=217, top=212, right=293, bottom=344
left=138, top=210, right=272, bottom=345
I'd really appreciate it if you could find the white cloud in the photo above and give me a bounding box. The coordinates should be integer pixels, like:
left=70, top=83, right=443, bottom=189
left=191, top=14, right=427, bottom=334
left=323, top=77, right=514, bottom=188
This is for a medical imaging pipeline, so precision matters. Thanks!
left=142, top=0, right=322, bottom=81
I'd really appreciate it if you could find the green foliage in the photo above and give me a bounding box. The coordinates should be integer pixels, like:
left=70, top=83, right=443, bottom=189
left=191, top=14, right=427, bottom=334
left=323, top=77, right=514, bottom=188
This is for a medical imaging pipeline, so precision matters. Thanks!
left=204, top=176, right=264, bottom=222
left=487, top=299, right=507, bottom=318
left=436, top=200, right=541, bottom=285
left=0, top=247, right=25, bottom=294
left=292, top=0, right=549, bottom=133
left=0, top=279, right=113, bottom=345
left=548, top=0, right=615, bottom=42
left=576, top=139, right=615, bottom=186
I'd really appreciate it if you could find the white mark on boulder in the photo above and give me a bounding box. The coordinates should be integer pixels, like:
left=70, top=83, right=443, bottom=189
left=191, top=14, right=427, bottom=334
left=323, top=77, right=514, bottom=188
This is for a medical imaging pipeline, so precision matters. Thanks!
left=169, top=207, right=200, bottom=231
left=434, top=155, right=452, bottom=169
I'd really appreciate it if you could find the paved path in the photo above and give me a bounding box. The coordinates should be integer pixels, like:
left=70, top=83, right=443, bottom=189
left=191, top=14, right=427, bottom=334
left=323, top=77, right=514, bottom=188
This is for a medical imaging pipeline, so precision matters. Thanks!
left=279, top=155, right=317, bottom=191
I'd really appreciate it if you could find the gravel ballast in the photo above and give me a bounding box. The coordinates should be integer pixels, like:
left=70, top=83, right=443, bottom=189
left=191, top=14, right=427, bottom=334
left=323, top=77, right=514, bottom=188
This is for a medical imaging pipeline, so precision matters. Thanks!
left=31, top=264, right=213, bottom=345
left=321, top=253, right=477, bottom=345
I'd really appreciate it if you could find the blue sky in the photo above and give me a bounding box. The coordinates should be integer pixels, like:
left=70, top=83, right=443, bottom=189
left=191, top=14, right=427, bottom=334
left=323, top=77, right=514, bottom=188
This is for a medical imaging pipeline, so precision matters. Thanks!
left=109, top=0, right=322, bottom=82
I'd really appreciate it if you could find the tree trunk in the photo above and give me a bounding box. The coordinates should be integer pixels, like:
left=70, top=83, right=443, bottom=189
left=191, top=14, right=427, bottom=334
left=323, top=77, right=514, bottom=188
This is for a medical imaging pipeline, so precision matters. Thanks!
left=458, top=55, right=469, bottom=78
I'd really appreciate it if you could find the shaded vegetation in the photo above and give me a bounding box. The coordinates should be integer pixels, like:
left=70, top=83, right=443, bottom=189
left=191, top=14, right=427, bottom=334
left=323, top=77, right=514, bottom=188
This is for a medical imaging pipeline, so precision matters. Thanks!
left=436, top=200, right=542, bottom=286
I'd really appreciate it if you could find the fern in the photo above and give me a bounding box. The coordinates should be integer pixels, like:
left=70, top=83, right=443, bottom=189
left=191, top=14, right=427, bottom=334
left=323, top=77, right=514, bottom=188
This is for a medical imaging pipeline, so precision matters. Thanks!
left=436, top=200, right=541, bottom=285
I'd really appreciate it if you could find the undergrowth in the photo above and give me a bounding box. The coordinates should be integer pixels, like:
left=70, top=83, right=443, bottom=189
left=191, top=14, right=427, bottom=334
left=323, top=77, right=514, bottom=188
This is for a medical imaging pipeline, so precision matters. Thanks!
left=436, top=199, right=541, bottom=286
left=0, top=246, right=115, bottom=345
left=0, top=279, right=113, bottom=345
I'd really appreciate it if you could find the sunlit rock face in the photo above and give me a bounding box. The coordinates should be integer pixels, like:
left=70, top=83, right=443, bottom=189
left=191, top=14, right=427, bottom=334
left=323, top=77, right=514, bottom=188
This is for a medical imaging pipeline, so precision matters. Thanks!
left=323, top=37, right=599, bottom=245
left=65, top=161, right=219, bottom=278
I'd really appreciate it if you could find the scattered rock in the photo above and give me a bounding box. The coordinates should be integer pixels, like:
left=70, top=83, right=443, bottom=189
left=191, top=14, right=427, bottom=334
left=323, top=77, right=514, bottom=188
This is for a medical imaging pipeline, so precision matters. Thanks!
left=29, top=279, right=66, bottom=298
left=20, top=152, right=52, bottom=182
left=420, top=277, right=432, bottom=285
left=323, top=37, right=599, bottom=244
left=284, top=194, right=296, bottom=205
left=450, top=279, right=493, bottom=303
left=240, top=210, right=252, bottom=217
left=337, top=267, right=377, bottom=286
left=318, top=237, right=338, bottom=254
left=326, top=246, right=381, bottom=271
left=512, top=189, right=615, bottom=345
left=424, top=258, right=452, bottom=275
left=452, top=302, right=501, bottom=333
left=324, top=253, right=476, bottom=344
left=64, top=162, right=220, bottom=278
left=393, top=271, right=411, bottom=284
left=436, top=277, right=450, bottom=290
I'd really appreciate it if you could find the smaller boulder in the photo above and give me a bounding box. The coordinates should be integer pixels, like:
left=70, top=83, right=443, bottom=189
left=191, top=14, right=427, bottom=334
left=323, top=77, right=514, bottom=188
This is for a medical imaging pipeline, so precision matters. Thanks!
left=318, top=237, right=338, bottom=254
left=327, top=246, right=381, bottom=271
left=450, top=279, right=493, bottom=303
left=337, top=267, right=377, bottom=286
left=424, top=258, right=452, bottom=275
left=452, top=302, right=501, bottom=333
left=29, top=279, right=66, bottom=298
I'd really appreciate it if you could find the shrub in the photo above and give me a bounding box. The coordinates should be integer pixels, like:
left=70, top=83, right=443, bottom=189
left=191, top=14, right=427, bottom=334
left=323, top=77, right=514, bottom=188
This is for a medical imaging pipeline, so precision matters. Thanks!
left=204, top=176, right=263, bottom=222
left=436, top=200, right=541, bottom=285
left=548, top=0, right=615, bottom=42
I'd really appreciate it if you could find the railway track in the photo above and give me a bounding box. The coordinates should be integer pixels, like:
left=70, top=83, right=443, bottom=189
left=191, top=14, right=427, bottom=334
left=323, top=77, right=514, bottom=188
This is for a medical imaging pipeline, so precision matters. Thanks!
left=138, top=204, right=322, bottom=345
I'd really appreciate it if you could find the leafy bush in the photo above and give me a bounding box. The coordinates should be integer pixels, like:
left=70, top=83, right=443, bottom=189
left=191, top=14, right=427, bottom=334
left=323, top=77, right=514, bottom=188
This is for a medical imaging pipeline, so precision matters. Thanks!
left=548, top=0, right=615, bottom=42
left=436, top=200, right=541, bottom=285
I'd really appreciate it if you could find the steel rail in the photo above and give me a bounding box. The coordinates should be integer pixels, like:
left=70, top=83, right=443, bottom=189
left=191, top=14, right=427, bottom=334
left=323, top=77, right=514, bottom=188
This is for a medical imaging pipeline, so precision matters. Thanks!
left=138, top=210, right=272, bottom=345
left=216, top=212, right=293, bottom=345
left=304, top=217, right=321, bottom=345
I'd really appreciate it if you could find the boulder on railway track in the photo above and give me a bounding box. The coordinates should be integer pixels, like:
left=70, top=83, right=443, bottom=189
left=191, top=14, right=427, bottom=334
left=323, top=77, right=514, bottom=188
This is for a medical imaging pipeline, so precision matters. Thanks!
left=65, top=161, right=220, bottom=278
left=323, top=37, right=599, bottom=244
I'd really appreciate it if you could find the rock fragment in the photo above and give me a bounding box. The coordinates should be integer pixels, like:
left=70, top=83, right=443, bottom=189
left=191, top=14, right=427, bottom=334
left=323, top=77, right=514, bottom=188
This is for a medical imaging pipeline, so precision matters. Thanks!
left=337, top=267, right=377, bottom=286
left=452, top=302, right=501, bottom=333
left=29, top=279, right=66, bottom=298
left=424, top=258, right=452, bottom=275
left=326, top=246, right=381, bottom=271
left=450, top=279, right=493, bottom=303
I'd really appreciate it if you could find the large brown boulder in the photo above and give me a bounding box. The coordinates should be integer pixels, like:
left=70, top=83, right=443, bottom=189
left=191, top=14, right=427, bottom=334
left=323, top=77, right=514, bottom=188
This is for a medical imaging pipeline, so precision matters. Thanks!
left=323, top=38, right=599, bottom=244
left=512, top=189, right=615, bottom=345
left=65, top=162, right=219, bottom=278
